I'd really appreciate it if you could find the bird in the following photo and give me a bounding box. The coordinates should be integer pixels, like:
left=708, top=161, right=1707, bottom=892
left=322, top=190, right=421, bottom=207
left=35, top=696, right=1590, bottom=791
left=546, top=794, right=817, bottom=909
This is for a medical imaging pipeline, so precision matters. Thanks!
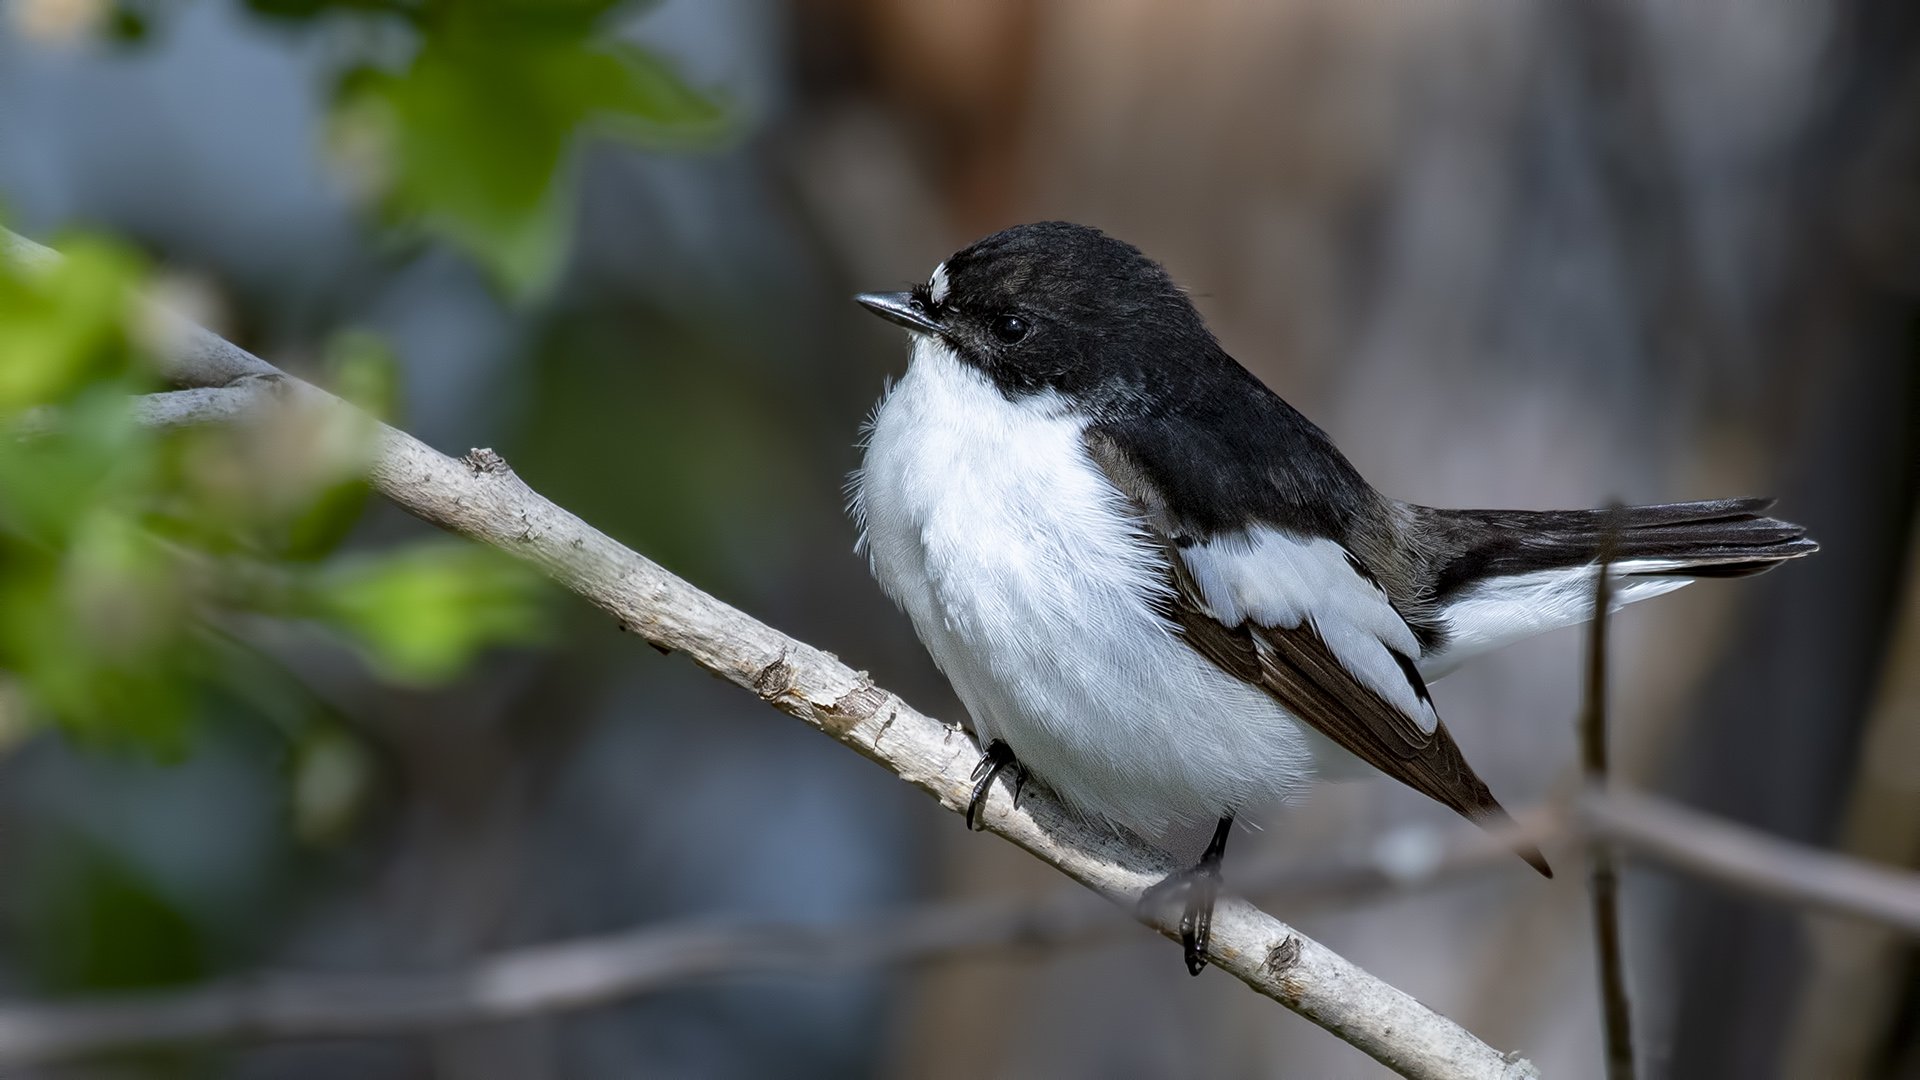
left=847, top=221, right=1816, bottom=976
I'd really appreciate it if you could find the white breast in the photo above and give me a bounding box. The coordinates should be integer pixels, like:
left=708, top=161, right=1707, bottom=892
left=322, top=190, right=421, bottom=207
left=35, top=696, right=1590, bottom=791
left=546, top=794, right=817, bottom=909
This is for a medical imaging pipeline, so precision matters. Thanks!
left=850, top=337, right=1316, bottom=837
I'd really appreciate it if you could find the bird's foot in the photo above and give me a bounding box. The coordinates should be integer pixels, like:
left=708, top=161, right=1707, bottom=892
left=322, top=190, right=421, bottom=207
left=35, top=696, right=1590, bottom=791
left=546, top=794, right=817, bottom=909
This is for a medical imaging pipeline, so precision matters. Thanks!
left=1141, top=816, right=1235, bottom=975
left=965, top=739, right=1024, bottom=830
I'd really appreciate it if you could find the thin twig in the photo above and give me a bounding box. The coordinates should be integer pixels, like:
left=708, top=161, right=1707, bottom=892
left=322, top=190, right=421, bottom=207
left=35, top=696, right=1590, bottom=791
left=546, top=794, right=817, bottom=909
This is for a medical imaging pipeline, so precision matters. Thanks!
left=3, top=784, right=1918, bottom=1065
left=0, top=895, right=1106, bottom=1064
left=0, top=812, right=1540, bottom=1065
left=1582, top=505, right=1636, bottom=1080
left=2, top=228, right=1540, bottom=1080
left=12, top=379, right=287, bottom=440
left=1580, top=788, right=1920, bottom=934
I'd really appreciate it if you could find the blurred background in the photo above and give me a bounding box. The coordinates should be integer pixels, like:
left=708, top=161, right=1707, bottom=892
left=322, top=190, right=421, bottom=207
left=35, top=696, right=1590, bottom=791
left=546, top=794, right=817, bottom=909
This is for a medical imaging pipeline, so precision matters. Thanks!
left=0, top=0, right=1916, bottom=1076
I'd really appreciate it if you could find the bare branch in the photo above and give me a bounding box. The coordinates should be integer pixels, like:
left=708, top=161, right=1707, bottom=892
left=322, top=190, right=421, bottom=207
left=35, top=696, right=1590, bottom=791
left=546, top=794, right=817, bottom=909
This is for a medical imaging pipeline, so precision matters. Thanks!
left=0, top=896, right=1103, bottom=1064
left=5, top=783, right=1920, bottom=1066
left=128, top=379, right=286, bottom=427
left=2, top=229, right=1541, bottom=1079
left=1580, top=787, right=1920, bottom=934
left=13, top=381, right=284, bottom=438
left=0, top=813, right=1534, bottom=1065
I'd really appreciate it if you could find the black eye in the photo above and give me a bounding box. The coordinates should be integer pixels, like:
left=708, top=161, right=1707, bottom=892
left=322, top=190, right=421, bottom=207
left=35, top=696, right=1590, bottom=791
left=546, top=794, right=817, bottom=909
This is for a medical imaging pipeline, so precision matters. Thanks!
left=991, top=314, right=1028, bottom=344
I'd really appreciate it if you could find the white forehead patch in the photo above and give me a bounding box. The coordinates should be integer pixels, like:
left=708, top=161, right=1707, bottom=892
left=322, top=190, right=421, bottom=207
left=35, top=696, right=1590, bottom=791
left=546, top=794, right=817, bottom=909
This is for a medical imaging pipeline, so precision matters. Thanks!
left=928, top=262, right=950, bottom=305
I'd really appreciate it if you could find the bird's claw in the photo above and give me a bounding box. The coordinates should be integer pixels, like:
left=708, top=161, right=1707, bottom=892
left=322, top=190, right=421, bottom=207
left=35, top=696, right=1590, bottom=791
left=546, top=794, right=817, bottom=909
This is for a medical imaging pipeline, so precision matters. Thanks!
left=1142, top=816, right=1234, bottom=975
left=1138, top=862, right=1222, bottom=975
left=966, top=739, right=1022, bottom=830
left=1180, top=867, right=1222, bottom=975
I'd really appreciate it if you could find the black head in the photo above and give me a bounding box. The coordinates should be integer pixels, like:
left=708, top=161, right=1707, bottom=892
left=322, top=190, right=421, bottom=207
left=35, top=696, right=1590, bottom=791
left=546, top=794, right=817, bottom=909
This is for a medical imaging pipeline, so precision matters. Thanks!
left=855, top=222, right=1229, bottom=412
left=857, top=221, right=1386, bottom=547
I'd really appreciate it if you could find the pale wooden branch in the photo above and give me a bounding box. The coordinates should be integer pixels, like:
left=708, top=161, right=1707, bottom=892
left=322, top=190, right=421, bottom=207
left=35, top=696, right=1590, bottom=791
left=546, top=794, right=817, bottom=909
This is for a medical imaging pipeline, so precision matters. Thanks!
left=1, top=228, right=1539, bottom=1080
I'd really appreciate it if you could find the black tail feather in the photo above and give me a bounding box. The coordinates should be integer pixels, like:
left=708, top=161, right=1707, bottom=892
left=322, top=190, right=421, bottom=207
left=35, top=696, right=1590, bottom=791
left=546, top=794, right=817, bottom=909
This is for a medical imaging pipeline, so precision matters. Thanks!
left=1419, top=498, right=1818, bottom=603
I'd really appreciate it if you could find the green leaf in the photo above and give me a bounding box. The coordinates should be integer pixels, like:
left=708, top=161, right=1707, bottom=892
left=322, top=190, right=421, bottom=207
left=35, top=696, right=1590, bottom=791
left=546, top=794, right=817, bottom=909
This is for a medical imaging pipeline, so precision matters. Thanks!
left=0, top=233, right=149, bottom=413
left=0, top=509, right=197, bottom=752
left=322, top=327, right=403, bottom=421
left=279, top=479, right=371, bottom=561
left=307, top=542, right=550, bottom=684
left=0, top=384, right=152, bottom=549
left=338, top=26, right=724, bottom=292
left=22, top=842, right=205, bottom=993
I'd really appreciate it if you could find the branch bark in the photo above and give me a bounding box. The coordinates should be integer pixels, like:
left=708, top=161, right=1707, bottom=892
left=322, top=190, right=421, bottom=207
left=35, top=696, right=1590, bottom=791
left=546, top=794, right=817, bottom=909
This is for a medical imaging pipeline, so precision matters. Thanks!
left=1, top=229, right=1539, bottom=1079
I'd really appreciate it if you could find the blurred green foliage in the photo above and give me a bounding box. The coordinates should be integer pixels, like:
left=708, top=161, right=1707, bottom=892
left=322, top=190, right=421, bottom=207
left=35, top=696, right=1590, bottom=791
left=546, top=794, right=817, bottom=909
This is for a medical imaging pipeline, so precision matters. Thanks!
left=0, top=0, right=724, bottom=1009
left=0, top=232, right=552, bottom=755
left=321, top=328, right=403, bottom=421
left=22, top=840, right=205, bottom=993
left=305, top=543, right=550, bottom=683
left=286, top=721, right=377, bottom=844
left=0, top=235, right=150, bottom=410
left=252, top=0, right=726, bottom=292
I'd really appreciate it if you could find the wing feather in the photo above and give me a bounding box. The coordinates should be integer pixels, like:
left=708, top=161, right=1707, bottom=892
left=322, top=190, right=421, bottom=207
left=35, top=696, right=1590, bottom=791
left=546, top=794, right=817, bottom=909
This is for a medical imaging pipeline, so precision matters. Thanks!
left=1164, top=553, right=1551, bottom=876
left=1087, top=431, right=1549, bottom=875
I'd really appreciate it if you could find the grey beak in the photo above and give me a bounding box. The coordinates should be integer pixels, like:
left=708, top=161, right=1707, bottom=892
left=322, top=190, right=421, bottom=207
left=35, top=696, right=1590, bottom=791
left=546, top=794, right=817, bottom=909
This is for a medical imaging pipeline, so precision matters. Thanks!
left=855, top=291, right=944, bottom=335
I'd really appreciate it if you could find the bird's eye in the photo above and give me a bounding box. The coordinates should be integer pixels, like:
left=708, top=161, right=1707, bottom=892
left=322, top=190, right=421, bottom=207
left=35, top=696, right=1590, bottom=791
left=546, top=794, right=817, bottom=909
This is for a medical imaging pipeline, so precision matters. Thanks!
left=991, top=314, right=1028, bottom=344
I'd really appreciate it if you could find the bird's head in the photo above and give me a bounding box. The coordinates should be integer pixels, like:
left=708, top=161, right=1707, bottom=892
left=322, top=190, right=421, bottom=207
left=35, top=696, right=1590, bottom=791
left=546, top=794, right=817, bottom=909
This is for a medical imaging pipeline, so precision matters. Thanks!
left=856, top=222, right=1220, bottom=410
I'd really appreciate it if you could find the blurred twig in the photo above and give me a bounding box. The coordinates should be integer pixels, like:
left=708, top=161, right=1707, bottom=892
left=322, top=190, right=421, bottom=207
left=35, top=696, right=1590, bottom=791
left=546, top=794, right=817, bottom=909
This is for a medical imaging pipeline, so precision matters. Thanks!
left=11, top=380, right=284, bottom=440
left=1, top=227, right=1540, bottom=1080
left=0, top=823, right=1525, bottom=1066
left=0, top=895, right=1110, bottom=1064
left=1582, top=508, right=1637, bottom=1080
left=1580, top=787, right=1920, bottom=934
left=2, top=787, right=1919, bottom=1066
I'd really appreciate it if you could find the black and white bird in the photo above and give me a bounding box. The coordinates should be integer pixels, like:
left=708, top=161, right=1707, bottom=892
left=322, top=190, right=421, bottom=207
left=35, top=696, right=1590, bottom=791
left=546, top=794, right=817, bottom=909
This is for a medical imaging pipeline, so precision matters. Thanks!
left=849, top=221, right=1815, bottom=975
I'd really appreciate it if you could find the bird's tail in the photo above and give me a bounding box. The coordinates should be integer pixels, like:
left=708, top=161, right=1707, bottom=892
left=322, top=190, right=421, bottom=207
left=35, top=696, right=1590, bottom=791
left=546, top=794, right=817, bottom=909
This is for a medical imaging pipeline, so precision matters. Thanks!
left=1421, top=498, right=1817, bottom=599
left=1410, top=498, right=1817, bottom=677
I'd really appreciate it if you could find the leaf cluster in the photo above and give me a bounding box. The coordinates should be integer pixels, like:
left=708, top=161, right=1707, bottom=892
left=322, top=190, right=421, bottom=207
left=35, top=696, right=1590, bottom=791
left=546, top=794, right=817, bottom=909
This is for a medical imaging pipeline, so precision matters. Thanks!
left=0, top=232, right=551, bottom=756
left=248, top=0, right=727, bottom=292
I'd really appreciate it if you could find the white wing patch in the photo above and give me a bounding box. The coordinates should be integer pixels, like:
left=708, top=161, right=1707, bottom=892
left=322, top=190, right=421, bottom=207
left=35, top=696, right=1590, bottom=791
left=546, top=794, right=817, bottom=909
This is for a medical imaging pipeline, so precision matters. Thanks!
left=1182, top=529, right=1438, bottom=735
left=928, top=262, right=950, bottom=305
left=1424, top=558, right=1695, bottom=678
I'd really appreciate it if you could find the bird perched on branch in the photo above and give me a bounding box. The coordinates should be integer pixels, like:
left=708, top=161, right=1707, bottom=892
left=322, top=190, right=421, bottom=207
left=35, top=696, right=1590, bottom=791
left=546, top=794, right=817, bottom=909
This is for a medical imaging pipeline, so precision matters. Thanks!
left=849, top=221, right=1816, bottom=975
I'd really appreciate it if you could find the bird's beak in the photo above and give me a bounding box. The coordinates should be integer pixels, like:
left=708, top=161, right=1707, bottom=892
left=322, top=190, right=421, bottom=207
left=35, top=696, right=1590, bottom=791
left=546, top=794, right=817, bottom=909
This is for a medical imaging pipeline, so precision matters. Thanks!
left=855, top=292, right=944, bottom=335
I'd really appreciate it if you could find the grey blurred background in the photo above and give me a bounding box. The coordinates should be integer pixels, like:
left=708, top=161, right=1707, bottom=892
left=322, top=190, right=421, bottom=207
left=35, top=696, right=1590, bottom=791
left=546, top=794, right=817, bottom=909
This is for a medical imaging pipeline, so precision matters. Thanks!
left=1, top=0, right=1917, bottom=1076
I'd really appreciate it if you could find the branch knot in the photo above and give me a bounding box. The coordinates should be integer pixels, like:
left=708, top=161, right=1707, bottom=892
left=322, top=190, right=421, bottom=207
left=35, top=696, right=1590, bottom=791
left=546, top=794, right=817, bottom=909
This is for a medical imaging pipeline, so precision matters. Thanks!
left=752, top=656, right=795, bottom=701
left=824, top=678, right=890, bottom=738
left=462, top=447, right=513, bottom=475
left=1264, top=934, right=1302, bottom=977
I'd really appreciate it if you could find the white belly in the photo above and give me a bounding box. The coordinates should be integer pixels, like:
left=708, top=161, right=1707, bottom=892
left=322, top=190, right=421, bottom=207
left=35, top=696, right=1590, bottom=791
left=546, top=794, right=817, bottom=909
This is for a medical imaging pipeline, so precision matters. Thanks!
left=851, top=337, right=1316, bottom=838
